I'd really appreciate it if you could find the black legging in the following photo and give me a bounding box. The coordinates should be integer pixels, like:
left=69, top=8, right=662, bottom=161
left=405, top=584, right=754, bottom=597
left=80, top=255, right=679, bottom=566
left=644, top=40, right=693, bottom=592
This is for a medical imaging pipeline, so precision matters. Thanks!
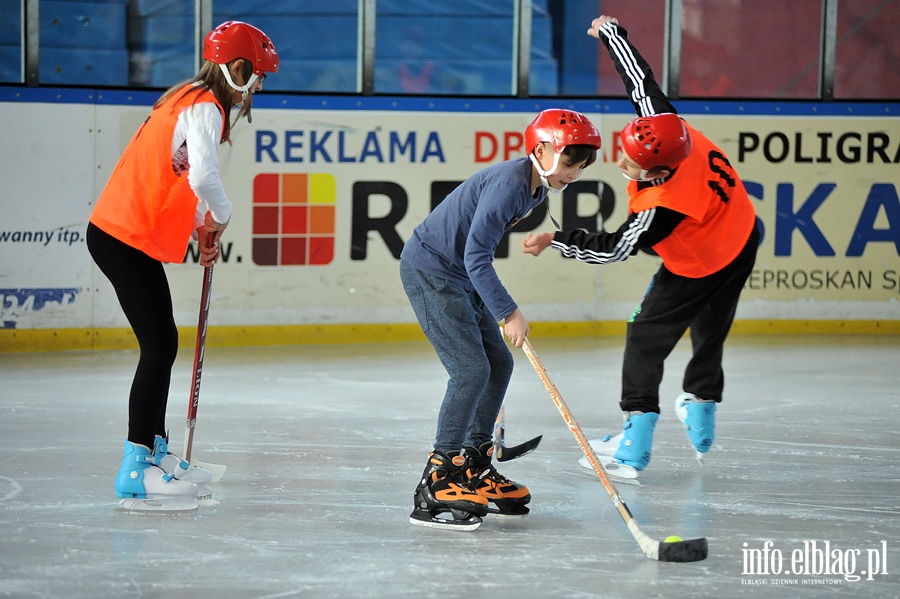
left=620, top=223, right=760, bottom=413
left=87, top=223, right=178, bottom=449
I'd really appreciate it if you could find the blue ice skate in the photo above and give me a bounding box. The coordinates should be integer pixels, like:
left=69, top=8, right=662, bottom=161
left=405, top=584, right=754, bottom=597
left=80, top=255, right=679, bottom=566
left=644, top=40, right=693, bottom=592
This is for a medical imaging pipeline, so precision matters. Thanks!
left=675, top=393, right=717, bottom=463
left=115, top=440, right=199, bottom=513
left=584, top=411, right=659, bottom=474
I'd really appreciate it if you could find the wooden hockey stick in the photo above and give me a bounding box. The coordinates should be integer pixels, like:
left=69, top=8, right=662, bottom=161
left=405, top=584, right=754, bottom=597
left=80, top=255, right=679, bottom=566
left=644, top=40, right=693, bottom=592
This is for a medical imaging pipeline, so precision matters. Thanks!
left=521, top=337, right=707, bottom=562
left=183, top=258, right=226, bottom=482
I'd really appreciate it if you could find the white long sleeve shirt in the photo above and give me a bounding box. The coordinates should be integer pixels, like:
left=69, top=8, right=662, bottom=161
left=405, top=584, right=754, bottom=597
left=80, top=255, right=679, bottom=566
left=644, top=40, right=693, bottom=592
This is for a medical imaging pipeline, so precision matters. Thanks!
left=170, top=101, right=233, bottom=230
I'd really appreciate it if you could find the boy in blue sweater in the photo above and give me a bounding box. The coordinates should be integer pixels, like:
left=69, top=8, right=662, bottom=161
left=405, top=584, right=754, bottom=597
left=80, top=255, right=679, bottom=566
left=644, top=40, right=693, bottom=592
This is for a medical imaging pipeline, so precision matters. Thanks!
left=400, top=109, right=601, bottom=530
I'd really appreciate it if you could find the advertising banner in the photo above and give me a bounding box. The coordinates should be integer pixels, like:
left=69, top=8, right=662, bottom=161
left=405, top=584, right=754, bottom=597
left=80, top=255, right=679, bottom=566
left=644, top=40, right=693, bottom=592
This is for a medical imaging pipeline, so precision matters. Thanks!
left=1, top=94, right=898, bottom=337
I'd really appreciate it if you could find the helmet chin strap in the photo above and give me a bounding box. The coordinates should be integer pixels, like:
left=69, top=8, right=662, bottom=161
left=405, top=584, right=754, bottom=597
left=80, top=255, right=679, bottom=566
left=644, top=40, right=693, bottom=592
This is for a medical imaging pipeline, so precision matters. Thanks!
left=621, top=149, right=654, bottom=181
left=621, top=168, right=652, bottom=182
left=218, top=63, right=259, bottom=94
left=530, top=152, right=566, bottom=192
left=219, top=64, right=261, bottom=123
left=530, top=151, right=568, bottom=229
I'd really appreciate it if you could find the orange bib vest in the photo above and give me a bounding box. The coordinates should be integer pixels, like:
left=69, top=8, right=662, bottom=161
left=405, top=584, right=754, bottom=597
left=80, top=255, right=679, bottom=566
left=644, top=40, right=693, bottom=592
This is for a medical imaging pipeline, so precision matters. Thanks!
left=628, top=123, right=756, bottom=278
left=90, top=86, right=225, bottom=263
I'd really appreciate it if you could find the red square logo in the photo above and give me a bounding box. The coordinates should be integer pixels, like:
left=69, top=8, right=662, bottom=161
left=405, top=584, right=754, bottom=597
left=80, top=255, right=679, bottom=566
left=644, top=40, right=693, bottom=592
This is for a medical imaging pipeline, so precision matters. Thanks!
left=251, top=173, right=336, bottom=266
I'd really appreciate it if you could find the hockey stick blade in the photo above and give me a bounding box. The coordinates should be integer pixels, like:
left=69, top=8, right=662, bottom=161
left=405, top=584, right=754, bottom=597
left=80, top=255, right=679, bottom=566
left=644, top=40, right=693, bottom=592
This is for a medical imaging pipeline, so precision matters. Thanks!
left=658, top=537, right=709, bottom=563
left=493, top=402, right=543, bottom=462
left=496, top=435, right=542, bottom=462
left=191, top=458, right=226, bottom=482
left=522, top=337, right=708, bottom=563
left=628, top=524, right=708, bottom=562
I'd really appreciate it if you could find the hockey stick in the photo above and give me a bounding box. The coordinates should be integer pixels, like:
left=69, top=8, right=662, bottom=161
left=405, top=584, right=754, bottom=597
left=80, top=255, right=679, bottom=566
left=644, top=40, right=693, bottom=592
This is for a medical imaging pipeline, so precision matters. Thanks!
left=183, top=257, right=226, bottom=482
left=521, top=337, right=708, bottom=563
left=493, top=404, right=542, bottom=462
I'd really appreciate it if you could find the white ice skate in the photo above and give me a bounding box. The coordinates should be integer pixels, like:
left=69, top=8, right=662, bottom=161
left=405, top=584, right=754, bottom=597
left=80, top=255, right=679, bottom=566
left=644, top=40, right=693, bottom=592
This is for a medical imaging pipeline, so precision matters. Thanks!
left=115, top=440, right=200, bottom=514
left=157, top=453, right=213, bottom=499
left=577, top=411, right=659, bottom=483
left=154, top=436, right=213, bottom=499
left=577, top=434, right=641, bottom=483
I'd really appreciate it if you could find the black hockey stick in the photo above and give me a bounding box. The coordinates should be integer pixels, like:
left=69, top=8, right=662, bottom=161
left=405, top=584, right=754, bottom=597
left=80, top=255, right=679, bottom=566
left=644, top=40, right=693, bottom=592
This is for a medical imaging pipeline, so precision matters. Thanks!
left=522, top=337, right=708, bottom=563
left=493, top=404, right=542, bottom=462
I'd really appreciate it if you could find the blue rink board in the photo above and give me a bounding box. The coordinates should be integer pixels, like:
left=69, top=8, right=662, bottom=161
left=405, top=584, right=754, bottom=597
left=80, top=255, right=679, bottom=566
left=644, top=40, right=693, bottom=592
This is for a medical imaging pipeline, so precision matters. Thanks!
left=0, top=86, right=897, bottom=117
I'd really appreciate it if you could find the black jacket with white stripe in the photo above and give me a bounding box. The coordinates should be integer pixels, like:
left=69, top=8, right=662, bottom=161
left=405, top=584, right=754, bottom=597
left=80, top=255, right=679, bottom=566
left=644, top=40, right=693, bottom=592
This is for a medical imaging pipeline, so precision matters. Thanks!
left=551, top=21, right=686, bottom=265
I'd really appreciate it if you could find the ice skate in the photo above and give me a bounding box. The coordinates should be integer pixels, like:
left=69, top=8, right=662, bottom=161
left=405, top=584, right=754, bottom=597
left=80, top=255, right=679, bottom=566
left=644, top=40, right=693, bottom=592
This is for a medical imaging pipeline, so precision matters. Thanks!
left=576, top=442, right=642, bottom=484
left=675, top=393, right=716, bottom=463
left=409, top=450, right=489, bottom=531
left=153, top=435, right=213, bottom=499
left=115, top=440, right=200, bottom=514
left=577, top=411, right=658, bottom=478
left=463, top=441, right=531, bottom=517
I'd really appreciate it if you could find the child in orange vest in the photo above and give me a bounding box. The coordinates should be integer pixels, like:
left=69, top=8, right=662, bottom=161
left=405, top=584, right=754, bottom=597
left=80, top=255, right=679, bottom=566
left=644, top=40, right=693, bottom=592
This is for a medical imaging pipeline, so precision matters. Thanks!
left=87, top=22, right=278, bottom=511
left=523, top=16, right=759, bottom=479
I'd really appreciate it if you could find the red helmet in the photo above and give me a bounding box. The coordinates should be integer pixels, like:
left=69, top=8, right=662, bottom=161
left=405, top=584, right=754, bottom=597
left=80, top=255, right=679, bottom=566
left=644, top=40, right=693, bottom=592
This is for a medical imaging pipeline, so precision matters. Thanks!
left=525, top=109, right=601, bottom=154
left=203, top=21, right=279, bottom=76
left=621, top=113, right=692, bottom=170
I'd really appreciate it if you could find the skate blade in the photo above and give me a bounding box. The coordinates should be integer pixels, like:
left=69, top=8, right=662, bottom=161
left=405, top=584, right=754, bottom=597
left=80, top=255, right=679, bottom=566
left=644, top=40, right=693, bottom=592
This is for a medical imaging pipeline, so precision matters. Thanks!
left=485, top=508, right=530, bottom=519
left=115, top=496, right=199, bottom=515
left=409, top=511, right=482, bottom=531
left=610, top=473, right=641, bottom=486
left=578, top=454, right=640, bottom=478
left=577, top=455, right=642, bottom=486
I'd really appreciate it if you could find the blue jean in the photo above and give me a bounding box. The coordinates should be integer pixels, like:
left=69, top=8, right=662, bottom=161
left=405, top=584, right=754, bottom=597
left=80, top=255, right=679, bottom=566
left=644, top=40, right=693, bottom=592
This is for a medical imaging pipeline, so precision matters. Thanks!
left=400, top=260, right=514, bottom=451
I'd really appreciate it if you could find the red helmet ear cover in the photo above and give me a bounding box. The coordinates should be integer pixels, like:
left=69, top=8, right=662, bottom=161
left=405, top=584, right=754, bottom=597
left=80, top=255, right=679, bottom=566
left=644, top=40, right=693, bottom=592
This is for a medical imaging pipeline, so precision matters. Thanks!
left=203, top=21, right=279, bottom=75
left=525, top=109, right=601, bottom=154
left=621, top=113, right=692, bottom=170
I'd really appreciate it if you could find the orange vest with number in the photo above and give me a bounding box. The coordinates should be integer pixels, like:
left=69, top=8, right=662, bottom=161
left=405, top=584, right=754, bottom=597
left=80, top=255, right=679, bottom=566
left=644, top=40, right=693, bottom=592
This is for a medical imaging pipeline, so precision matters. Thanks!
left=90, top=85, right=224, bottom=263
left=628, top=123, right=756, bottom=278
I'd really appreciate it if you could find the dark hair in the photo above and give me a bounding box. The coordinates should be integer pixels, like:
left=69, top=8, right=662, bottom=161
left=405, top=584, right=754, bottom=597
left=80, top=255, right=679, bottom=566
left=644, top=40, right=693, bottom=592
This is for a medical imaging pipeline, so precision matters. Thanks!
left=154, top=59, right=254, bottom=144
left=562, top=144, right=598, bottom=168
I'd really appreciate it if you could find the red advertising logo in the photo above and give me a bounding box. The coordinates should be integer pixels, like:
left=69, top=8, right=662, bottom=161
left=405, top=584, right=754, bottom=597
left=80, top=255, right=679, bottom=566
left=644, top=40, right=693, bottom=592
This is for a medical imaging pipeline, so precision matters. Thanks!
left=252, top=173, right=336, bottom=266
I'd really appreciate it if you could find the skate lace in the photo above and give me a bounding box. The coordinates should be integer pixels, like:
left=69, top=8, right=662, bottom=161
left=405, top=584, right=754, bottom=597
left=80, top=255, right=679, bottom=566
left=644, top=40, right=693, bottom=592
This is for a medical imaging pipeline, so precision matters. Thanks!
left=476, top=464, right=511, bottom=486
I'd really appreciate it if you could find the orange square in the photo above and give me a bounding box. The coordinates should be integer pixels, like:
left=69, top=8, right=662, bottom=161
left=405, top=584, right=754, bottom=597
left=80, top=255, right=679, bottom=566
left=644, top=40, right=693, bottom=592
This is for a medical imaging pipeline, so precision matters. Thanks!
left=282, top=173, right=308, bottom=204
left=309, top=206, right=335, bottom=234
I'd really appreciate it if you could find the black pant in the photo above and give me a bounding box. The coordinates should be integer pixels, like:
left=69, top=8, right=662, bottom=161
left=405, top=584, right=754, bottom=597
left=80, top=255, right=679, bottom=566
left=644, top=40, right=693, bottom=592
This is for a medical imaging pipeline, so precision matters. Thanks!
left=87, top=223, right=178, bottom=448
left=620, top=224, right=760, bottom=413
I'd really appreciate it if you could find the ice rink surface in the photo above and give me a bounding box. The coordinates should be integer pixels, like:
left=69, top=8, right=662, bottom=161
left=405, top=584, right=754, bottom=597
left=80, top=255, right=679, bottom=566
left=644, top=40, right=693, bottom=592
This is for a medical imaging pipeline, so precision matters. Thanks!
left=1, top=334, right=898, bottom=599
